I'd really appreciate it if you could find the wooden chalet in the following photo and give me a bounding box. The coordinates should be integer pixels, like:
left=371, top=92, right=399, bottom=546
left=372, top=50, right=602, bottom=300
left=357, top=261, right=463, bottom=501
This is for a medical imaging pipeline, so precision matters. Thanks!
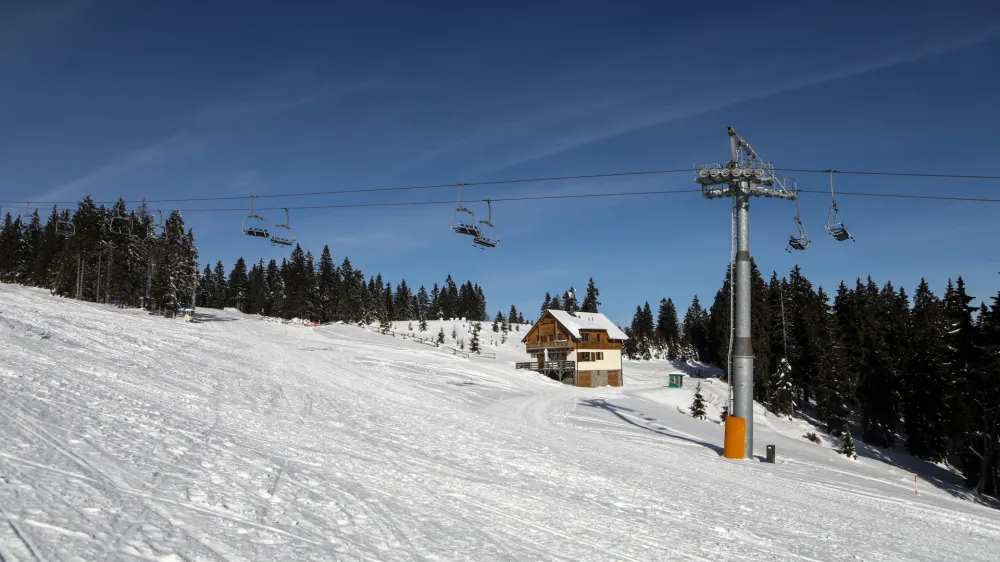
left=516, top=309, right=629, bottom=387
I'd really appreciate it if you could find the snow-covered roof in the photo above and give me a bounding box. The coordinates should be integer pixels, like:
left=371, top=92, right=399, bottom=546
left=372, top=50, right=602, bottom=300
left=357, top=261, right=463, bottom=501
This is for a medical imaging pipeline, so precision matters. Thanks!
left=546, top=310, right=629, bottom=340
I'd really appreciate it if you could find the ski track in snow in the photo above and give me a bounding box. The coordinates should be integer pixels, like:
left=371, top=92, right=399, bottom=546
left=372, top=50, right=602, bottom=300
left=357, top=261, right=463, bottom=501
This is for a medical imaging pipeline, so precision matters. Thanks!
left=1, top=284, right=999, bottom=561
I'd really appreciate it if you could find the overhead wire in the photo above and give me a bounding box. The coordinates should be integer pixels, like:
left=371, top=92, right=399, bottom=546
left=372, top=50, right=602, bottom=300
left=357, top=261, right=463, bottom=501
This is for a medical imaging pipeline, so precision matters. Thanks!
left=2, top=166, right=1000, bottom=208
left=5, top=186, right=999, bottom=216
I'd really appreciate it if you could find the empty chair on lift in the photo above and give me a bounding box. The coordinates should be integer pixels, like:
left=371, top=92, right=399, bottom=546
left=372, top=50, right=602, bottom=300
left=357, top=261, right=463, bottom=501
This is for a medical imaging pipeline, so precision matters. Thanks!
left=825, top=172, right=855, bottom=242
left=242, top=196, right=270, bottom=238
left=827, top=222, right=853, bottom=242
left=472, top=200, right=499, bottom=249
left=450, top=183, right=481, bottom=237
left=271, top=208, right=296, bottom=247
left=56, top=218, right=74, bottom=237
left=785, top=201, right=810, bottom=252
left=786, top=236, right=809, bottom=251
left=109, top=214, right=132, bottom=236
left=150, top=210, right=166, bottom=238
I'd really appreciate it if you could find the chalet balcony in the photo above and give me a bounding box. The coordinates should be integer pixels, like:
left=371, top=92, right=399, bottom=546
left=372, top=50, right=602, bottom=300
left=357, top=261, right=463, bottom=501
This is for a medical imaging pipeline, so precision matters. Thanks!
left=525, top=340, right=573, bottom=352
left=515, top=360, right=576, bottom=372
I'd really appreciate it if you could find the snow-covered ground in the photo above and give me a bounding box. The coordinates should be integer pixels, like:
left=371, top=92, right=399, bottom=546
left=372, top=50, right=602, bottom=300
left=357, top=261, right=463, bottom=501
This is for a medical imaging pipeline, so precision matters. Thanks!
left=2, top=283, right=999, bottom=561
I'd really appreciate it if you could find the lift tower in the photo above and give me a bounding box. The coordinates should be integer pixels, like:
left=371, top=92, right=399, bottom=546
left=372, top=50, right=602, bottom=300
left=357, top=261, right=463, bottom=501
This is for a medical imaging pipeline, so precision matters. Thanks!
left=695, top=127, right=802, bottom=457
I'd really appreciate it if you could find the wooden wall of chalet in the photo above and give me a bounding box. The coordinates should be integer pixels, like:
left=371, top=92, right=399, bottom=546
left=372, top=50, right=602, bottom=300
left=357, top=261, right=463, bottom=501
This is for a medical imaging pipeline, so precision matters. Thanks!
left=523, top=314, right=571, bottom=343
left=576, top=330, right=623, bottom=350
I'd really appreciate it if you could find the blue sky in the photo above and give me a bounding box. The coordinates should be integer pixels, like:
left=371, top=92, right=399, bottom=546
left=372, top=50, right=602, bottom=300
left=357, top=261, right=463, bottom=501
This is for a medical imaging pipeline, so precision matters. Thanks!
left=2, top=0, right=999, bottom=325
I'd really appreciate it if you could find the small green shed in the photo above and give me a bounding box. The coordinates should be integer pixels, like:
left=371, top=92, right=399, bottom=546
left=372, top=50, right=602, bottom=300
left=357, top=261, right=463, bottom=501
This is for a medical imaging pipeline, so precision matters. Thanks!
left=668, top=373, right=685, bottom=388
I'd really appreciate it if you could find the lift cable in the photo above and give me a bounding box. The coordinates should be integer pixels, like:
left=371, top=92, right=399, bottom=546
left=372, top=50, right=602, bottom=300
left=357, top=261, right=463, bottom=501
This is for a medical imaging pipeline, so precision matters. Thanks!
left=3, top=166, right=1000, bottom=208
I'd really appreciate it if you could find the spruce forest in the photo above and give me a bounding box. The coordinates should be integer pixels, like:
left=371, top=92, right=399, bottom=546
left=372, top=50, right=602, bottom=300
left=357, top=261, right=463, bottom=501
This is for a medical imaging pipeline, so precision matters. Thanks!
left=0, top=198, right=497, bottom=325
left=614, top=259, right=1000, bottom=500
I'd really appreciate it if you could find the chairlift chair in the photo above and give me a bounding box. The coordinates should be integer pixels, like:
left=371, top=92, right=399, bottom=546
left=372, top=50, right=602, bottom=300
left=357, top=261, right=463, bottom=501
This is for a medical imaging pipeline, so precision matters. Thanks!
left=242, top=196, right=270, bottom=238
left=472, top=200, right=499, bottom=249
left=450, top=183, right=481, bottom=237
left=109, top=214, right=132, bottom=236
left=150, top=210, right=166, bottom=238
left=270, top=208, right=296, bottom=247
left=785, top=195, right=810, bottom=252
left=824, top=170, right=855, bottom=242
left=55, top=208, right=74, bottom=237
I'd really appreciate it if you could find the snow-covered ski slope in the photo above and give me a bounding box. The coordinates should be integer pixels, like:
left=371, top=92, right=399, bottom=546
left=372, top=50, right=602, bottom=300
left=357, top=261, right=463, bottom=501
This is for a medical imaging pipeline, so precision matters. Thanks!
left=2, top=284, right=999, bottom=561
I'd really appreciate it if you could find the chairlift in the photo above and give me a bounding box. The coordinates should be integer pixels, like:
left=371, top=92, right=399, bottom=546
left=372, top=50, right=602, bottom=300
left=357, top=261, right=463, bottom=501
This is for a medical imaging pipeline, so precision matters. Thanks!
left=242, top=196, right=270, bottom=238
left=55, top=209, right=74, bottom=237
left=450, top=183, right=481, bottom=237
left=824, top=170, right=854, bottom=242
left=472, top=200, right=499, bottom=249
left=109, top=212, right=133, bottom=236
left=270, top=208, right=296, bottom=247
left=785, top=194, right=810, bottom=252
left=150, top=210, right=165, bottom=238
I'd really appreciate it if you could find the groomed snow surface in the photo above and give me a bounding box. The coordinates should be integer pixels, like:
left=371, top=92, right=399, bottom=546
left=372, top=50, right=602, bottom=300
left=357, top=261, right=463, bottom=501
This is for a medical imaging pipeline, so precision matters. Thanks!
left=2, top=284, right=999, bottom=561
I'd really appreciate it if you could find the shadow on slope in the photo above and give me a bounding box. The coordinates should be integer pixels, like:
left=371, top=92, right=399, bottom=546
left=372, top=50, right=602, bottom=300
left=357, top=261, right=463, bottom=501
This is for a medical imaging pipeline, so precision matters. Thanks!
left=852, top=435, right=1000, bottom=508
left=579, top=398, right=724, bottom=457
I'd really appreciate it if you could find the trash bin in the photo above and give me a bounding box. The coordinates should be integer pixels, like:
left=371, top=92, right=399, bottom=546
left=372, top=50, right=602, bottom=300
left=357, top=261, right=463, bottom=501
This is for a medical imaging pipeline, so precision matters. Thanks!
left=766, top=444, right=776, bottom=463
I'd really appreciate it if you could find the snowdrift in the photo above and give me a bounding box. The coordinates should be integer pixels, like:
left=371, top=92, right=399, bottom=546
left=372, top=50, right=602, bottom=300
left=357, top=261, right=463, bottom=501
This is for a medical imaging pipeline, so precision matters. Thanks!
left=1, top=284, right=998, bottom=561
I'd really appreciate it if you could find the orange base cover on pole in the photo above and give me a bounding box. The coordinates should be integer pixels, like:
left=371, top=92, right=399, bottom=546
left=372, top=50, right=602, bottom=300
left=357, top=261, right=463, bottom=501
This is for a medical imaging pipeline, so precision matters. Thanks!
left=724, top=416, right=746, bottom=459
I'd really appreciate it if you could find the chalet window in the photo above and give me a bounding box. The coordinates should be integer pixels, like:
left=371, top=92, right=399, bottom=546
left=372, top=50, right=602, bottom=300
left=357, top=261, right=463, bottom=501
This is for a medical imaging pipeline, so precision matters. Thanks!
left=579, top=352, right=592, bottom=362
left=582, top=333, right=590, bottom=342
left=596, top=352, right=604, bottom=360
left=596, top=334, right=601, bottom=342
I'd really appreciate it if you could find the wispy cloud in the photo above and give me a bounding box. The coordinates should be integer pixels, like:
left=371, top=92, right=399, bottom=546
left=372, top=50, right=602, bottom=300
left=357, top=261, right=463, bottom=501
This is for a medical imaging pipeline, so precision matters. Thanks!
left=436, top=26, right=1000, bottom=177
left=196, top=80, right=426, bottom=126
left=30, top=131, right=211, bottom=204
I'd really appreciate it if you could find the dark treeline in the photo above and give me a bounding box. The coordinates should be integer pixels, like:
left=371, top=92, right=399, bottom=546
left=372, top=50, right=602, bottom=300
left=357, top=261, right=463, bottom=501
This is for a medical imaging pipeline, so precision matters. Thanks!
left=623, top=259, right=1000, bottom=499
left=0, top=197, right=198, bottom=315
left=197, top=245, right=492, bottom=326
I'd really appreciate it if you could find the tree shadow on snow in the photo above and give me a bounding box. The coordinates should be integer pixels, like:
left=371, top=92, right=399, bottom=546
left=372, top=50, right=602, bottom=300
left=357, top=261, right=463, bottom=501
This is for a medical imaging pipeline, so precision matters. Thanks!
left=670, top=362, right=723, bottom=380
left=851, top=437, right=1000, bottom=508
left=579, top=398, right=725, bottom=456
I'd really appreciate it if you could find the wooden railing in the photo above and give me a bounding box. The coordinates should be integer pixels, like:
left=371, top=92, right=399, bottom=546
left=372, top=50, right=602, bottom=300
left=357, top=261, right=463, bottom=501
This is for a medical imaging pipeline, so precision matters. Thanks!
left=515, top=360, right=576, bottom=371
left=525, top=340, right=573, bottom=351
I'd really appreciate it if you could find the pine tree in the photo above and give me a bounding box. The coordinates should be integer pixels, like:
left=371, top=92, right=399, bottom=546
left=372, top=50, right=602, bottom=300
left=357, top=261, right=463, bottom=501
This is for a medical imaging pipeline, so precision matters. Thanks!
left=265, top=259, right=283, bottom=317
left=442, top=274, right=459, bottom=319
left=903, top=279, right=950, bottom=461
left=430, top=283, right=441, bottom=319
left=581, top=278, right=601, bottom=313
left=943, top=277, right=979, bottom=459
left=842, top=430, right=858, bottom=459
left=508, top=304, right=519, bottom=325
left=518, top=312, right=525, bottom=324
left=541, top=292, right=552, bottom=316
left=657, top=297, right=681, bottom=353
left=563, top=287, right=579, bottom=314
left=247, top=260, right=269, bottom=315
left=682, top=296, right=710, bottom=362
left=690, top=383, right=707, bottom=420
left=437, top=327, right=446, bottom=345
left=773, top=357, right=795, bottom=416
left=419, top=314, right=428, bottom=332
left=549, top=293, right=562, bottom=311
left=470, top=322, right=482, bottom=353
left=416, top=285, right=430, bottom=319
left=212, top=261, right=228, bottom=308
left=227, top=257, right=249, bottom=312
left=316, top=245, right=338, bottom=323
left=814, top=286, right=848, bottom=436
left=492, top=311, right=501, bottom=332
